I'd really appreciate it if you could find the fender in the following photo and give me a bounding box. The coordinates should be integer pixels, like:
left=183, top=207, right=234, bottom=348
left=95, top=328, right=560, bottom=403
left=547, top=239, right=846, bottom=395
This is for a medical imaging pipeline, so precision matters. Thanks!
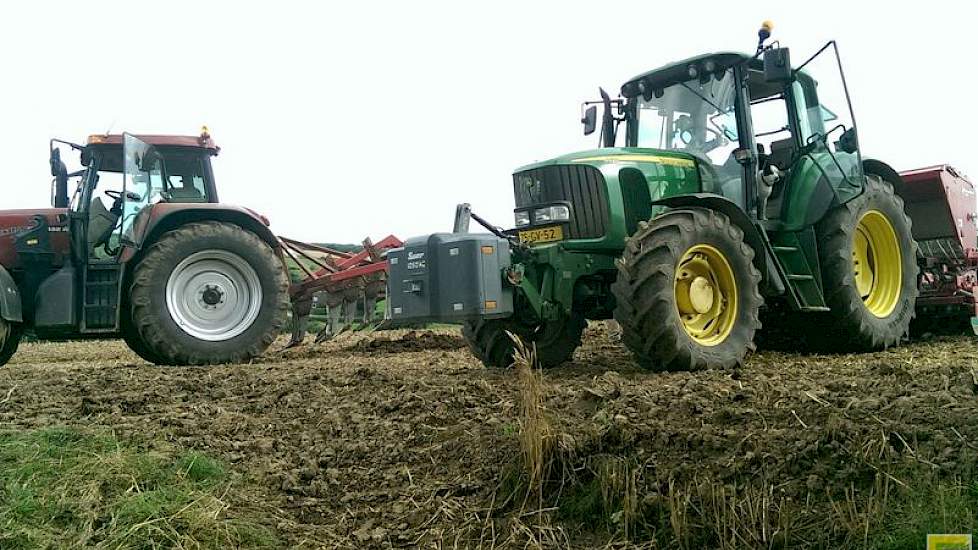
left=0, top=265, right=22, bottom=323
left=863, top=158, right=906, bottom=198
left=651, top=193, right=785, bottom=295
left=119, top=203, right=280, bottom=264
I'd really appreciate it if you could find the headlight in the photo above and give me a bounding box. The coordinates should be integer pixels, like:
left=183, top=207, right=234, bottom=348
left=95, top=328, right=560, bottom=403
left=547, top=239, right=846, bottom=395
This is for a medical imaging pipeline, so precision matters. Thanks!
left=533, top=205, right=570, bottom=224
left=514, top=210, right=531, bottom=227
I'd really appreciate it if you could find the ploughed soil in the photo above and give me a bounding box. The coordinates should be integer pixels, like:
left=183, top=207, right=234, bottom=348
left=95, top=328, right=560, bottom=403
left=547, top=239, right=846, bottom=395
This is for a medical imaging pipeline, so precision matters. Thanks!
left=0, top=325, right=976, bottom=548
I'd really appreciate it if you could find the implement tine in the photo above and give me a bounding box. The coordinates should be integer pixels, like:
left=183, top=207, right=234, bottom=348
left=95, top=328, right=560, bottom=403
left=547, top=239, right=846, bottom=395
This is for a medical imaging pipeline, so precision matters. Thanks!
left=286, top=314, right=308, bottom=348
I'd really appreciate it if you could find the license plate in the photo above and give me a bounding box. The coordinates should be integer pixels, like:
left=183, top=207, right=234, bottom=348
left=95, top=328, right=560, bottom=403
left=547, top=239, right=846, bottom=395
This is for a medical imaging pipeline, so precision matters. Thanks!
left=518, top=225, right=564, bottom=244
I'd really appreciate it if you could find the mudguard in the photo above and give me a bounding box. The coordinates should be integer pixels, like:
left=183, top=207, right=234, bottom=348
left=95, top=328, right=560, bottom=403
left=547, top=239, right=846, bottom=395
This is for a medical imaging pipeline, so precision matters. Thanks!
left=652, top=193, right=785, bottom=295
left=0, top=265, right=22, bottom=322
left=119, top=203, right=279, bottom=264
left=863, top=159, right=906, bottom=199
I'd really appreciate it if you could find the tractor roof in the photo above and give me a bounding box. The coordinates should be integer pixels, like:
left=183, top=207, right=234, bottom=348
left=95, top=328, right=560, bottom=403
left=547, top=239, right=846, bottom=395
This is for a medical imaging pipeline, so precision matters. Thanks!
left=621, top=52, right=755, bottom=98
left=85, top=133, right=219, bottom=154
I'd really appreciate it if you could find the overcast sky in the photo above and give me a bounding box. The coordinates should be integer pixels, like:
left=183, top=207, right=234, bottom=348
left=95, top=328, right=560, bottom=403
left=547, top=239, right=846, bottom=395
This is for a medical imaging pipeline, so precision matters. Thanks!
left=1, top=1, right=974, bottom=243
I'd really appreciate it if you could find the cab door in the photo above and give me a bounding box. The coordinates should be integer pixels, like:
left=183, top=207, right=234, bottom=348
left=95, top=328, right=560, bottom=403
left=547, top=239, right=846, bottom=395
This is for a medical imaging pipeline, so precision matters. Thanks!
left=779, top=43, right=865, bottom=230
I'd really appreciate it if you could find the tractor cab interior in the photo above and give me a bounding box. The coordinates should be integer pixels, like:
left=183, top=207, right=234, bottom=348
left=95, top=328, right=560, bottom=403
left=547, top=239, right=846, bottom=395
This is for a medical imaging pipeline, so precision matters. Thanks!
left=746, top=67, right=796, bottom=218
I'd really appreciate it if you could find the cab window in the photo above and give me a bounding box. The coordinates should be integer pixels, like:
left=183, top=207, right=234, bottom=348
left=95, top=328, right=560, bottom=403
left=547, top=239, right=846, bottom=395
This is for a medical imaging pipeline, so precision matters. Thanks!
left=163, top=152, right=208, bottom=202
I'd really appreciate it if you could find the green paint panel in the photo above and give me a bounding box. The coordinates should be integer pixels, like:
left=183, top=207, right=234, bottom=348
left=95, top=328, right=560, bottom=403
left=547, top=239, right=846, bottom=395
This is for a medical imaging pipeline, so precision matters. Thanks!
left=779, top=150, right=863, bottom=231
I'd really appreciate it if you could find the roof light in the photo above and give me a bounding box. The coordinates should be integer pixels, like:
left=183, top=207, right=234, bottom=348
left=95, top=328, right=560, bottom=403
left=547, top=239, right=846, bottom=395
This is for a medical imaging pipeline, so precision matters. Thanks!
left=757, top=20, right=774, bottom=47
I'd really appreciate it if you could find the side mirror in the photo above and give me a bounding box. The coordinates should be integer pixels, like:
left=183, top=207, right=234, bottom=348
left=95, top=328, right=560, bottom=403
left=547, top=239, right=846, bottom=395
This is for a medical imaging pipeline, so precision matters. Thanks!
left=763, top=47, right=792, bottom=83
left=49, top=148, right=62, bottom=177
left=834, top=126, right=858, bottom=154
left=581, top=105, right=597, bottom=136
left=49, top=148, right=69, bottom=208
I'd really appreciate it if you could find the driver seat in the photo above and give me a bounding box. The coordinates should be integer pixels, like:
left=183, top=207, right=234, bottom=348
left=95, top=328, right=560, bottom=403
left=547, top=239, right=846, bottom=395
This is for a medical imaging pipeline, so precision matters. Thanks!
left=87, top=198, right=119, bottom=252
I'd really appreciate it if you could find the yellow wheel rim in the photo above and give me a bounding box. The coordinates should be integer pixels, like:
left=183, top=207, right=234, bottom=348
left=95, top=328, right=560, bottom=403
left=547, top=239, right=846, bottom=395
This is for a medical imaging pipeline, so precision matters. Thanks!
left=852, top=210, right=902, bottom=318
left=674, top=244, right=738, bottom=346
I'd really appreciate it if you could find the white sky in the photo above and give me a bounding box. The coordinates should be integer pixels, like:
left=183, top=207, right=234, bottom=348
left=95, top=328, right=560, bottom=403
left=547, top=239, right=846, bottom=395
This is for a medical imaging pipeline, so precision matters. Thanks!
left=1, top=1, right=974, bottom=243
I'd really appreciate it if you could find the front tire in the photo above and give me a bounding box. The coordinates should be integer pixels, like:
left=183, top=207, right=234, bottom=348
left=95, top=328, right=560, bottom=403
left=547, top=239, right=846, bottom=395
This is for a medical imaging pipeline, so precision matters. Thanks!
left=128, top=221, right=290, bottom=365
left=815, top=175, right=918, bottom=350
left=462, top=314, right=585, bottom=369
left=612, top=208, right=762, bottom=371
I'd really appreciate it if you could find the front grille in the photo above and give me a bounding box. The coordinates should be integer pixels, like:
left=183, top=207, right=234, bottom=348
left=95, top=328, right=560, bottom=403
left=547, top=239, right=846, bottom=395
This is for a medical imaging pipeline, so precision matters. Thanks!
left=513, top=165, right=609, bottom=239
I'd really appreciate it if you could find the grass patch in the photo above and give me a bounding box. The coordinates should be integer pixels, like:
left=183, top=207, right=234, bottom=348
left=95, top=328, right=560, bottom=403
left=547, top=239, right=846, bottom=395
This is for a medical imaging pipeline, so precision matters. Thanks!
left=554, top=465, right=978, bottom=549
left=0, top=427, right=276, bottom=549
left=865, top=475, right=977, bottom=550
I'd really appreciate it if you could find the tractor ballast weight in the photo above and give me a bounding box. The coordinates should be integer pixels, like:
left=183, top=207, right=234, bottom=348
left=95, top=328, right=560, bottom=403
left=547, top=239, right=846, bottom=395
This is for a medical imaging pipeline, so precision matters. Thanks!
left=386, top=233, right=513, bottom=324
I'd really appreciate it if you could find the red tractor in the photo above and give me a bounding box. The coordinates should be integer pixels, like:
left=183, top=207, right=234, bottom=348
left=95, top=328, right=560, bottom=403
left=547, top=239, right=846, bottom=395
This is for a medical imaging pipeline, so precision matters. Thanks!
left=0, top=131, right=290, bottom=365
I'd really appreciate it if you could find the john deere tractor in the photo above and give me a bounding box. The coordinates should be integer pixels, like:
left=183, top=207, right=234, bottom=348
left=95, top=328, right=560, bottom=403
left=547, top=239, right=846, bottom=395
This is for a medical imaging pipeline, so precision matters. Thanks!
left=388, top=24, right=919, bottom=370
left=0, top=130, right=289, bottom=366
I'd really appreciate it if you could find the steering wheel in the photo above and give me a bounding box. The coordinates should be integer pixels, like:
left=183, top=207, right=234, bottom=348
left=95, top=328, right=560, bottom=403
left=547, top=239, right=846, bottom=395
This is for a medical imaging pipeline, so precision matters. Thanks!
left=679, top=126, right=725, bottom=150
left=104, top=189, right=142, bottom=202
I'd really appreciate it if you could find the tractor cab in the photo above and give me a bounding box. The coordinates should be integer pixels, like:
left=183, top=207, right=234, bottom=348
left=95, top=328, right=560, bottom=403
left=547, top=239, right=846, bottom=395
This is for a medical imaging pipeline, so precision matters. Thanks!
left=52, top=131, right=220, bottom=258
left=615, top=45, right=863, bottom=227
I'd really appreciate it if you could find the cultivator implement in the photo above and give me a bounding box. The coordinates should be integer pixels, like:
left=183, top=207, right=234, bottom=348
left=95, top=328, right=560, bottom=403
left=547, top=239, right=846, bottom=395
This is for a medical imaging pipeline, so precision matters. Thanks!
left=281, top=235, right=403, bottom=346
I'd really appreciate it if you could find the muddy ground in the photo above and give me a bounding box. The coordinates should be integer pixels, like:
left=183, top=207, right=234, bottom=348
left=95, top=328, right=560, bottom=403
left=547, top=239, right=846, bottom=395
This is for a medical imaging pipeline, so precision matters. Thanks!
left=0, top=326, right=976, bottom=548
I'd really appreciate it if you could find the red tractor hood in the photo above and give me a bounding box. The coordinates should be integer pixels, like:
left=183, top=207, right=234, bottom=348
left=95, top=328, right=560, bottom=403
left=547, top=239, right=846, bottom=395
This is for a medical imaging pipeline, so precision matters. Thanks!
left=0, top=208, right=70, bottom=269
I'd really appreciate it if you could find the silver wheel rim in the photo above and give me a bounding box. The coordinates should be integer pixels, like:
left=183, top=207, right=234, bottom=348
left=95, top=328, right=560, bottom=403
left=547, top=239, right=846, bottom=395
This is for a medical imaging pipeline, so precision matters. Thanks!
left=165, top=250, right=263, bottom=341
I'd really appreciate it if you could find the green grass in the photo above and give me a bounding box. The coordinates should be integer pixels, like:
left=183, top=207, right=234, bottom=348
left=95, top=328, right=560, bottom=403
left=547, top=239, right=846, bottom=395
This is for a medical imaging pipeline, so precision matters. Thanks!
left=547, top=465, right=978, bottom=549
left=0, top=427, right=277, bottom=549
left=866, top=476, right=977, bottom=550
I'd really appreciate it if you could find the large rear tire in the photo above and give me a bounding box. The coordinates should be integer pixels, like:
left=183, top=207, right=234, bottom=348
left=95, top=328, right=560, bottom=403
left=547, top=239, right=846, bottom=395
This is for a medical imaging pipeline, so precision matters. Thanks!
left=0, top=318, right=22, bottom=367
left=815, top=175, right=918, bottom=350
left=121, top=313, right=165, bottom=365
left=462, top=314, right=585, bottom=369
left=128, top=221, right=290, bottom=365
left=612, top=208, right=762, bottom=371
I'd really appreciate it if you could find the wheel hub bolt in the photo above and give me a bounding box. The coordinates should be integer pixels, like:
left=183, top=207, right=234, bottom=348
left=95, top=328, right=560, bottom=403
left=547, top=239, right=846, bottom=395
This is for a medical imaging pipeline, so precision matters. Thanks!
left=201, top=285, right=225, bottom=308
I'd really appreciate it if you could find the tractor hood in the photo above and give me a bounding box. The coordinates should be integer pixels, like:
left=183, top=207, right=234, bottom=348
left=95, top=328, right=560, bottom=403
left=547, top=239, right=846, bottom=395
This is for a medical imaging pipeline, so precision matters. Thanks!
left=514, top=147, right=698, bottom=173
left=0, top=208, right=71, bottom=270
left=510, top=147, right=704, bottom=247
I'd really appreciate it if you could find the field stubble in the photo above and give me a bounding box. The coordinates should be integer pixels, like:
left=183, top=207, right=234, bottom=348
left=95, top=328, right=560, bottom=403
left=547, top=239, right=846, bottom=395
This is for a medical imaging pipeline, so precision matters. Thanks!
left=0, top=325, right=976, bottom=548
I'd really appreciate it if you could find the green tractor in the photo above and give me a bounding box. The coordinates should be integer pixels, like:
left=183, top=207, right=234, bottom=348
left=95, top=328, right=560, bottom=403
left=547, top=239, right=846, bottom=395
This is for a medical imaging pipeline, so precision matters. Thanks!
left=387, top=24, right=918, bottom=370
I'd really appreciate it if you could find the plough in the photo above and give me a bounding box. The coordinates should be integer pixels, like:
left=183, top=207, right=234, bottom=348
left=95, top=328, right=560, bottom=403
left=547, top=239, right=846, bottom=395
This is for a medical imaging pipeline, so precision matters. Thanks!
left=281, top=234, right=402, bottom=346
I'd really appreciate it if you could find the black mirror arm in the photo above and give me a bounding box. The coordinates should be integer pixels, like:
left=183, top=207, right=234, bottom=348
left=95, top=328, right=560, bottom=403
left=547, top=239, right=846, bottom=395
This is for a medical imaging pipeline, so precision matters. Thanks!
left=600, top=88, right=616, bottom=147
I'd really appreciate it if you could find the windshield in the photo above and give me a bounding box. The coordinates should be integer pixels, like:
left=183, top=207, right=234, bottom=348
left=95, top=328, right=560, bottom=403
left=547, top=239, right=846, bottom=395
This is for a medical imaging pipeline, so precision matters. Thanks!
left=632, top=68, right=740, bottom=165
